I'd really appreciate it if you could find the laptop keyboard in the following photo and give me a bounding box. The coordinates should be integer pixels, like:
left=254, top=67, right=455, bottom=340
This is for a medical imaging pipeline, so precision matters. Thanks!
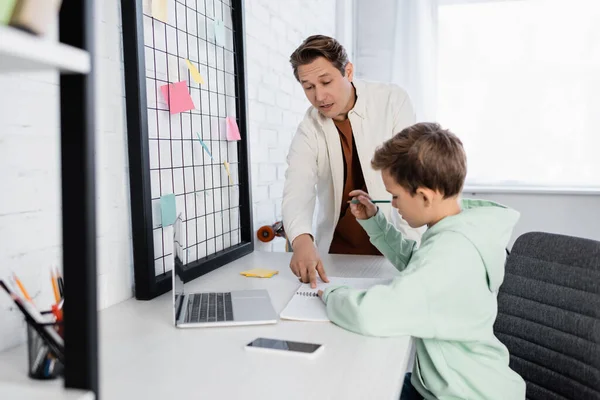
left=186, top=292, right=234, bottom=323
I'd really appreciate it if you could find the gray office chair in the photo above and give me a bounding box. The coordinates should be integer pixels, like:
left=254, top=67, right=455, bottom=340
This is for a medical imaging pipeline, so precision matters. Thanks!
left=494, top=232, right=600, bottom=399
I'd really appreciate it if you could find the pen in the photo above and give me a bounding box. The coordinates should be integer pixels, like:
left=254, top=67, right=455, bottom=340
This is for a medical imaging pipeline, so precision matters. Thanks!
left=12, top=273, right=33, bottom=302
left=349, top=199, right=391, bottom=204
left=32, top=345, right=47, bottom=374
left=48, top=358, right=56, bottom=375
left=55, top=267, right=64, bottom=299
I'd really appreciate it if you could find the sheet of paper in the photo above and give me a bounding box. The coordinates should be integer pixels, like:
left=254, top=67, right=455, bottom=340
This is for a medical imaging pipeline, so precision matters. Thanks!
left=214, top=18, right=225, bottom=46
left=223, top=161, right=233, bottom=184
left=151, top=0, right=167, bottom=23
left=185, top=59, right=205, bottom=84
left=226, top=116, right=241, bottom=141
left=195, top=133, right=214, bottom=160
left=160, top=194, right=177, bottom=226
left=160, top=81, right=195, bottom=114
left=280, top=277, right=393, bottom=322
left=295, top=277, right=393, bottom=295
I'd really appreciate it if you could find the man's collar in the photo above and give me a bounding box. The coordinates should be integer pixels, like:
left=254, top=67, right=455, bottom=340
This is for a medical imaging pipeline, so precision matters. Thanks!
left=350, top=80, right=366, bottom=119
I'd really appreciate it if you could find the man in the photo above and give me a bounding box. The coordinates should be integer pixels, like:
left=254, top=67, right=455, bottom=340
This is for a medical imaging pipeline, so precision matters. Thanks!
left=282, top=35, right=422, bottom=287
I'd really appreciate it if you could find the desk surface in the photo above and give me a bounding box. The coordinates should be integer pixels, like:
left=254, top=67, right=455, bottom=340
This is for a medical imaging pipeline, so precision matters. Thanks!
left=1, top=251, right=412, bottom=400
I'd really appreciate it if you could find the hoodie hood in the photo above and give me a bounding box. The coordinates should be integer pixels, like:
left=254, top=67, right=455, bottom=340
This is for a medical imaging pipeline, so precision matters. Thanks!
left=423, top=199, right=520, bottom=292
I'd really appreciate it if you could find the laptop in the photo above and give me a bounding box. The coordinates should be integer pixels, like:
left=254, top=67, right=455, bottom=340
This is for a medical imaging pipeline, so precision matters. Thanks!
left=171, top=215, right=278, bottom=328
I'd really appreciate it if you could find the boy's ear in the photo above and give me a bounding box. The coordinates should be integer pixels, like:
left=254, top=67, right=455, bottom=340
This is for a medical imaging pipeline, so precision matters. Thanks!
left=416, top=187, right=433, bottom=207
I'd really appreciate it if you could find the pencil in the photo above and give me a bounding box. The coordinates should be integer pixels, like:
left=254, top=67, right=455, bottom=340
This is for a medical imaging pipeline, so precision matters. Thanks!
left=51, top=272, right=60, bottom=304
left=12, top=273, right=33, bottom=302
left=349, top=199, right=391, bottom=204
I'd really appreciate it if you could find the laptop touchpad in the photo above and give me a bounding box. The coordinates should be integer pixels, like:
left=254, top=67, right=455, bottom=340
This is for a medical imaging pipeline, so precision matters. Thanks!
left=232, top=290, right=276, bottom=321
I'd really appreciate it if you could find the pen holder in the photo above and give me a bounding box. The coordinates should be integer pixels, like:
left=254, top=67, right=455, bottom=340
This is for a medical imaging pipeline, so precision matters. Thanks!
left=26, top=311, right=64, bottom=380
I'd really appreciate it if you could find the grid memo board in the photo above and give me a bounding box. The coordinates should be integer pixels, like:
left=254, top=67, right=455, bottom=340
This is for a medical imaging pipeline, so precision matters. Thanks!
left=121, top=0, right=253, bottom=300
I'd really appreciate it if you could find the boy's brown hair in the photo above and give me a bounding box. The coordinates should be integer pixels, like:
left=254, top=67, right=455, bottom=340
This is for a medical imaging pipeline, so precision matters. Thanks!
left=372, top=122, right=467, bottom=198
left=289, top=35, right=349, bottom=81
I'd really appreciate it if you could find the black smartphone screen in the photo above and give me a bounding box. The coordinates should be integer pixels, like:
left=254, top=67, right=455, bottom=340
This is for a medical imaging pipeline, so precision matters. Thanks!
left=247, top=337, right=322, bottom=353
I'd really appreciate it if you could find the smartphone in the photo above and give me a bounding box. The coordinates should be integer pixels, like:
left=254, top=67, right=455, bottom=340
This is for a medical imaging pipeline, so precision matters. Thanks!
left=245, top=337, right=324, bottom=358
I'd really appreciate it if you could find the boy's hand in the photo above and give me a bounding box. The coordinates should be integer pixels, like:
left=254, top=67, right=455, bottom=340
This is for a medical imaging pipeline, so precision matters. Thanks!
left=348, top=190, right=378, bottom=220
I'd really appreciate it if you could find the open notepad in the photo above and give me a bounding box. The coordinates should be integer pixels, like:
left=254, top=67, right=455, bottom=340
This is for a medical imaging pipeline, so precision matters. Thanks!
left=280, top=277, right=392, bottom=322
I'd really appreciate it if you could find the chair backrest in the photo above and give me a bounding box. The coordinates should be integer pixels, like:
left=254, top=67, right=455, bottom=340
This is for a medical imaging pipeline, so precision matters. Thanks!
left=494, top=231, right=600, bottom=400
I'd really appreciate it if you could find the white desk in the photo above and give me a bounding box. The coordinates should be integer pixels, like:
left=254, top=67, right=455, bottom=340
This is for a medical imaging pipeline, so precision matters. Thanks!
left=0, top=382, right=93, bottom=400
left=1, top=252, right=413, bottom=400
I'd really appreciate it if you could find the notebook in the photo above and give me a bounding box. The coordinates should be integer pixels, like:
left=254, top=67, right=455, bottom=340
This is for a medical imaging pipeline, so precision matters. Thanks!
left=280, top=277, right=392, bottom=322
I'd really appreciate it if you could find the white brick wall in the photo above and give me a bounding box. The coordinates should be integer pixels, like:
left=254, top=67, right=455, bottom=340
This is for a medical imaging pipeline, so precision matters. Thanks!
left=245, top=0, right=337, bottom=251
left=95, top=0, right=133, bottom=311
left=0, top=68, right=62, bottom=351
left=0, top=0, right=132, bottom=352
left=0, top=0, right=338, bottom=351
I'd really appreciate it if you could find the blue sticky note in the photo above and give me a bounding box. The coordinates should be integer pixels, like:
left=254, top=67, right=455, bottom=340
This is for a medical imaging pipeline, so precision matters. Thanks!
left=160, top=194, right=177, bottom=226
left=214, top=18, right=225, bottom=46
left=196, top=133, right=214, bottom=160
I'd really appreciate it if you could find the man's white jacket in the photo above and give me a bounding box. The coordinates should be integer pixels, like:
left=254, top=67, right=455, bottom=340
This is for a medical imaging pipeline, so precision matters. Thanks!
left=282, top=80, right=423, bottom=254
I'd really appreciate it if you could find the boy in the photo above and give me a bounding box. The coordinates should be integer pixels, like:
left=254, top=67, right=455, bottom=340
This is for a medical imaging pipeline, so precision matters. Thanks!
left=318, top=123, right=526, bottom=399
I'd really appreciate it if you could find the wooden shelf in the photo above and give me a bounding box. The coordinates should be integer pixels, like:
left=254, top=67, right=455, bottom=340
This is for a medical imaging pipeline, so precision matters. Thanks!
left=0, top=25, right=90, bottom=74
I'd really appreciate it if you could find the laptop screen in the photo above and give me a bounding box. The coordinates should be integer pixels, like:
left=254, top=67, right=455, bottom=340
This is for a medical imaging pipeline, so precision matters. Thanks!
left=173, top=214, right=186, bottom=324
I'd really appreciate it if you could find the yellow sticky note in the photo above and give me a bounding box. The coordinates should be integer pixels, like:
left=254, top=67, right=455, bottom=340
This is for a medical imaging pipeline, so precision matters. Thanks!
left=223, top=161, right=233, bottom=184
left=240, top=268, right=279, bottom=278
left=151, top=0, right=167, bottom=23
left=185, top=59, right=205, bottom=85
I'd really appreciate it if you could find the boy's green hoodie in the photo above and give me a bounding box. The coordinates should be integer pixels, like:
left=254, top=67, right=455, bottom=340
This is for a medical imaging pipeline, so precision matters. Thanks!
left=322, top=199, right=526, bottom=400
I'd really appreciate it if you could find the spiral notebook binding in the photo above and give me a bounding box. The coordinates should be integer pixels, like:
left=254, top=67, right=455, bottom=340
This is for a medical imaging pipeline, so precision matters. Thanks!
left=296, top=291, right=319, bottom=297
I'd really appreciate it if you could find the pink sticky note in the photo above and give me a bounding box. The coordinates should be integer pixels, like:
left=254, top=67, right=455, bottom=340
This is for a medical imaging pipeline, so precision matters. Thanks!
left=226, top=116, right=241, bottom=141
left=160, top=81, right=195, bottom=114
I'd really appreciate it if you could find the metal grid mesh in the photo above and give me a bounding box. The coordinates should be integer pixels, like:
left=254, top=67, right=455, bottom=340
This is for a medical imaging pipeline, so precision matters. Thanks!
left=142, top=0, right=242, bottom=276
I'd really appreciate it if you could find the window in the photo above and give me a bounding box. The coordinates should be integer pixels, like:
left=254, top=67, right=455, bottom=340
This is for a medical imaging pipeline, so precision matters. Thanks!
left=436, top=0, right=600, bottom=190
